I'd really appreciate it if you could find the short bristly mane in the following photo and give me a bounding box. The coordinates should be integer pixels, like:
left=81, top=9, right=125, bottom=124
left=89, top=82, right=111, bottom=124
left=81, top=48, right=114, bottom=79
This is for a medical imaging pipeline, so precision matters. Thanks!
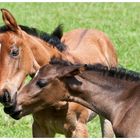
left=50, top=57, right=73, bottom=66
left=85, top=64, right=140, bottom=82
left=0, top=24, right=66, bottom=52
left=50, top=58, right=140, bottom=82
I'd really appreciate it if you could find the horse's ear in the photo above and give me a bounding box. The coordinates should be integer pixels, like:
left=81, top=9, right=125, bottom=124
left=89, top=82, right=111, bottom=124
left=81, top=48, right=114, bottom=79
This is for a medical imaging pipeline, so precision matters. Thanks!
left=57, top=65, right=85, bottom=78
left=1, top=9, right=20, bottom=33
left=51, top=24, right=63, bottom=39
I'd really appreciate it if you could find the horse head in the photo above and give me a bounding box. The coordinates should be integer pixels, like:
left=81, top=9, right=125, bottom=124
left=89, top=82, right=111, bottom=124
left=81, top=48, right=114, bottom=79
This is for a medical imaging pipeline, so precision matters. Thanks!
left=0, top=9, right=41, bottom=106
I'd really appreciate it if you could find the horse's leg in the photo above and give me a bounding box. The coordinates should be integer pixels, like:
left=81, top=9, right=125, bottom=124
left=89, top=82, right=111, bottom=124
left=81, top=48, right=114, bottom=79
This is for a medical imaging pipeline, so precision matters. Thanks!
left=64, top=111, right=77, bottom=138
left=64, top=118, right=88, bottom=138
left=32, top=120, right=55, bottom=137
left=71, top=110, right=97, bottom=137
left=32, top=120, right=46, bottom=137
left=99, top=116, right=114, bottom=137
left=64, top=104, right=90, bottom=138
left=71, top=122, right=89, bottom=137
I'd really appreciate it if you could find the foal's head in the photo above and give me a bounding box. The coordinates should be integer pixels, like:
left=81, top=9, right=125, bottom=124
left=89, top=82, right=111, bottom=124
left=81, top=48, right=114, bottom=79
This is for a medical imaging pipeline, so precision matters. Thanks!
left=5, top=60, right=82, bottom=119
left=0, top=9, right=65, bottom=106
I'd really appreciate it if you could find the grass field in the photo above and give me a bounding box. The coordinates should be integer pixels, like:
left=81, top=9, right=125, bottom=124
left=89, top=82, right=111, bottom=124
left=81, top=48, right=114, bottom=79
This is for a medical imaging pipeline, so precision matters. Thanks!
left=0, top=2, right=140, bottom=137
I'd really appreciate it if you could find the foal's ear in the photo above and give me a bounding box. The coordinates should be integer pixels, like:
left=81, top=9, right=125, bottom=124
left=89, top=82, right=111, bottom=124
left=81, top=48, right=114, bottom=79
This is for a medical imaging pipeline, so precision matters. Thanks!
left=57, top=65, right=85, bottom=78
left=1, top=9, right=20, bottom=33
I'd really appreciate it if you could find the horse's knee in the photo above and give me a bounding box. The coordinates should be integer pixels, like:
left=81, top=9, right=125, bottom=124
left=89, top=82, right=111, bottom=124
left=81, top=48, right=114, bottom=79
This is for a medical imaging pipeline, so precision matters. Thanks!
left=71, top=122, right=89, bottom=138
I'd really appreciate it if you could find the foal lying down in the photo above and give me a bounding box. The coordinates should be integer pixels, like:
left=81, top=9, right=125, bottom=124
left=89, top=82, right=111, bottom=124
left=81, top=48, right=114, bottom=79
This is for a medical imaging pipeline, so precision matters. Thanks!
left=6, top=60, right=140, bottom=137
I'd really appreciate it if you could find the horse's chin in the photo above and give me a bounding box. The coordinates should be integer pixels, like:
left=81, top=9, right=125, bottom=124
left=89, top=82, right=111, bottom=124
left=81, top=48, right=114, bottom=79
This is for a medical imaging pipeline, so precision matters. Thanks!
left=10, top=111, right=22, bottom=120
left=10, top=107, right=37, bottom=120
left=10, top=114, right=21, bottom=120
left=19, top=109, right=33, bottom=118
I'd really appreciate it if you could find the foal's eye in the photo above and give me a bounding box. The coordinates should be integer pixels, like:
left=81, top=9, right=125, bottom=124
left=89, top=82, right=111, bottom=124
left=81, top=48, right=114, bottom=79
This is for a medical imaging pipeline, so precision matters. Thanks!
left=10, top=46, right=19, bottom=58
left=36, top=79, right=48, bottom=88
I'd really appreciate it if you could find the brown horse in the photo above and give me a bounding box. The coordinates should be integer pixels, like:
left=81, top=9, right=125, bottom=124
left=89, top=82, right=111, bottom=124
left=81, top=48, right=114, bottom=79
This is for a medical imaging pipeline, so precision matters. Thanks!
left=0, top=9, right=117, bottom=137
left=8, top=60, right=140, bottom=137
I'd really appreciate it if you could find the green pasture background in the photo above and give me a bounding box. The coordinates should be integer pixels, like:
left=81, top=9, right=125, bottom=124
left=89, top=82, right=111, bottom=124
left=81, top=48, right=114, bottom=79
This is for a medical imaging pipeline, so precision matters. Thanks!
left=0, top=3, right=140, bottom=137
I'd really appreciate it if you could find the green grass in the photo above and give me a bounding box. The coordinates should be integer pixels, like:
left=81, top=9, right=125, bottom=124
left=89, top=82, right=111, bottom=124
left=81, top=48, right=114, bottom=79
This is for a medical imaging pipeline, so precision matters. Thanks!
left=0, top=2, right=140, bottom=137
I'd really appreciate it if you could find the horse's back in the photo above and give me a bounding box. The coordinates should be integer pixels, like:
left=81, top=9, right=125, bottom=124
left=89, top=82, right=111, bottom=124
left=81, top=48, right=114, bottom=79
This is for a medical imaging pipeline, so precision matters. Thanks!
left=61, top=29, right=87, bottom=50
left=61, top=29, right=118, bottom=67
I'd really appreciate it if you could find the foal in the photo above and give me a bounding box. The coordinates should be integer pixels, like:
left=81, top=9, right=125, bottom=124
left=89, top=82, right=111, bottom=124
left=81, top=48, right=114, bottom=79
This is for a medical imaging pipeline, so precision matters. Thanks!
left=7, top=60, right=140, bottom=137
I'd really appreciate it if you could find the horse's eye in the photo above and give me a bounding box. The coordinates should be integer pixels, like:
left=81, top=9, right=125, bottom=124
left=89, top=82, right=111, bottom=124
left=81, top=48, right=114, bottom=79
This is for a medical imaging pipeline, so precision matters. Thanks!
left=36, top=79, right=48, bottom=88
left=10, top=46, right=19, bottom=57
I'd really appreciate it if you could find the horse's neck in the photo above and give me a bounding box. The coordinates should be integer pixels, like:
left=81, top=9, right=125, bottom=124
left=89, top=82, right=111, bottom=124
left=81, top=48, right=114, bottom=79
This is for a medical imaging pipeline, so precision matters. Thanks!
left=66, top=72, right=136, bottom=122
left=28, top=35, right=77, bottom=70
left=28, top=36, right=61, bottom=66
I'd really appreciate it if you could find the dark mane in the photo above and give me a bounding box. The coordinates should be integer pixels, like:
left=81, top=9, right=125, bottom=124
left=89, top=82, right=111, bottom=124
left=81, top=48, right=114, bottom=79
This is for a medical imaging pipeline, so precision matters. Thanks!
left=50, top=58, right=140, bottom=82
left=50, top=57, right=73, bottom=66
left=0, top=24, right=66, bottom=52
left=85, top=64, right=140, bottom=82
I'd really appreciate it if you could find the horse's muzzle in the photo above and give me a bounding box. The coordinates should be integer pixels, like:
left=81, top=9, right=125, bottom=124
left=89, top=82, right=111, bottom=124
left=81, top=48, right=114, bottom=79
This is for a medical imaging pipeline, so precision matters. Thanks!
left=10, top=110, right=21, bottom=120
left=4, top=105, right=21, bottom=120
left=0, top=89, right=11, bottom=106
left=4, top=104, right=15, bottom=114
left=3, top=91, right=21, bottom=120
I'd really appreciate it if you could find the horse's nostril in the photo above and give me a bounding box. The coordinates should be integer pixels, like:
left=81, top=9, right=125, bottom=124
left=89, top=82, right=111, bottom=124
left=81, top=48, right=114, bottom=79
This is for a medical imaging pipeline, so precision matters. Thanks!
left=4, top=105, right=21, bottom=120
left=4, top=105, right=15, bottom=114
left=2, top=89, right=11, bottom=105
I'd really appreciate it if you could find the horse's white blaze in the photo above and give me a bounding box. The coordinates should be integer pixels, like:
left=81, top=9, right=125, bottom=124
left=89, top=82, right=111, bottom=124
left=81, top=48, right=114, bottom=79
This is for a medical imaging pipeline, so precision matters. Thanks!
left=34, top=70, right=39, bottom=78
left=0, top=43, right=1, bottom=51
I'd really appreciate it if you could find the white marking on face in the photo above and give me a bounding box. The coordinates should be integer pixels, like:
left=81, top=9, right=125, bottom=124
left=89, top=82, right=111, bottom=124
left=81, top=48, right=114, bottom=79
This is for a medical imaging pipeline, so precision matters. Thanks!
left=0, top=43, right=1, bottom=52
left=34, top=70, right=39, bottom=78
